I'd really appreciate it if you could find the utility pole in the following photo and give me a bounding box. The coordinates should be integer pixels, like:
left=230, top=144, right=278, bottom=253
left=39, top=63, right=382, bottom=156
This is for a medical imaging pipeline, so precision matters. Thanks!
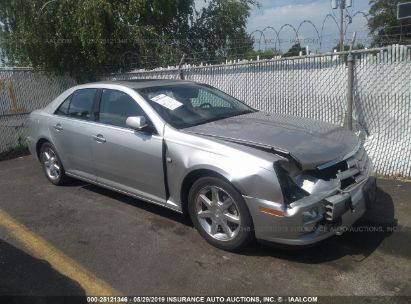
left=346, top=32, right=356, bottom=131
left=177, top=54, right=186, bottom=80
left=339, top=0, right=345, bottom=52
left=400, top=21, right=403, bottom=44
left=332, top=0, right=352, bottom=52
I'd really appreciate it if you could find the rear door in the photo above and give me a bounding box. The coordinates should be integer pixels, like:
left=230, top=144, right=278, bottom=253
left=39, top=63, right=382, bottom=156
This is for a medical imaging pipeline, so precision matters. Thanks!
left=49, top=88, right=98, bottom=181
left=90, top=89, right=166, bottom=204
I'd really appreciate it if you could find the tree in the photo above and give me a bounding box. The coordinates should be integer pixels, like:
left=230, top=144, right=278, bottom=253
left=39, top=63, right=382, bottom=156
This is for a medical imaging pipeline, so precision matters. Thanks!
left=243, top=48, right=282, bottom=60
left=0, top=0, right=256, bottom=80
left=0, top=0, right=194, bottom=80
left=330, top=43, right=365, bottom=52
left=283, top=43, right=306, bottom=57
left=368, top=0, right=411, bottom=46
left=187, top=0, right=258, bottom=64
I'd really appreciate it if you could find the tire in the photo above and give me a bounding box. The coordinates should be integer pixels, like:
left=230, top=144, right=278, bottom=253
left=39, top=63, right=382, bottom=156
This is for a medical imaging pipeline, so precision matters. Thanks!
left=39, top=142, right=68, bottom=185
left=188, top=176, right=254, bottom=251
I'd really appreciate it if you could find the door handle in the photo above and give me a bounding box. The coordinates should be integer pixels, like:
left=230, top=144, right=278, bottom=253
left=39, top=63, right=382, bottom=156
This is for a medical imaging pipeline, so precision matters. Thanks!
left=54, top=123, right=63, bottom=131
left=92, top=134, right=106, bottom=143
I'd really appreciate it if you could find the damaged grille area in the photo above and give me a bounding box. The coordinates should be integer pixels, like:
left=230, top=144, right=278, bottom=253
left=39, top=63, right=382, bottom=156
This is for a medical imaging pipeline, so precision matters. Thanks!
left=337, top=146, right=370, bottom=189
left=321, top=146, right=370, bottom=222
left=307, top=145, right=370, bottom=191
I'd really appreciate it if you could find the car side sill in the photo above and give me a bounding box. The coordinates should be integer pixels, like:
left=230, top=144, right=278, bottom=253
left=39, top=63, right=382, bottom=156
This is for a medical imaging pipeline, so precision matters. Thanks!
left=65, top=172, right=183, bottom=214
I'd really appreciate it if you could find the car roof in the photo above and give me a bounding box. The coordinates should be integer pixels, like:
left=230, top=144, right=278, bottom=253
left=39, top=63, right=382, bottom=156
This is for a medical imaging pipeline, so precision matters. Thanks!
left=45, top=79, right=202, bottom=115
left=88, top=79, right=197, bottom=89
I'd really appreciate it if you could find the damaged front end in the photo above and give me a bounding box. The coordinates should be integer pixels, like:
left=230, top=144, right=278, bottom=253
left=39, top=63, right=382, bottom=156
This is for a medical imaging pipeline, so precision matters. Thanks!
left=293, top=144, right=375, bottom=219
left=247, top=143, right=376, bottom=245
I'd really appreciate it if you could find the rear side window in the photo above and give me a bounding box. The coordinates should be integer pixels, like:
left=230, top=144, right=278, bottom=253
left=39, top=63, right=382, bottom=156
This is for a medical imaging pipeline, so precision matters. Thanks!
left=98, top=89, right=146, bottom=128
left=55, top=89, right=97, bottom=120
left=68, top=89, right=97, bottom=120
left=55, top=95, right=72, bottom=115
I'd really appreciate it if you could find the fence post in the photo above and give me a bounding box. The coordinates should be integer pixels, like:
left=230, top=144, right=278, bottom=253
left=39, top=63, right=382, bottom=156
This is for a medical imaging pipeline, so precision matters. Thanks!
left=346, top=53, right=354, bottom=131
left=177, top=54, right=186, bottom=80
left=346, top=32, right=357, bottom=131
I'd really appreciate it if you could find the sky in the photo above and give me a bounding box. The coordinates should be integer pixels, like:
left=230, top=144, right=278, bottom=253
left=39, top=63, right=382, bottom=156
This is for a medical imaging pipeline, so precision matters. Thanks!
left=247, top=0, right=371, bottom=53
left=195, top=0, right=371, bottom=53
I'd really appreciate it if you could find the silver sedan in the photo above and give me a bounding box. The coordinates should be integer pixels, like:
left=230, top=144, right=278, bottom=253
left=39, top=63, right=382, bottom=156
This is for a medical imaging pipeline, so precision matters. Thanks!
left=27, top=80, right=376, bottom=250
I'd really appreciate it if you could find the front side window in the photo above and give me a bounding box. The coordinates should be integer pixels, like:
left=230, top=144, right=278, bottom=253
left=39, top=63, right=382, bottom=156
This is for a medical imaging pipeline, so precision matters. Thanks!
left=136, top=84, right=254, bottom=129
left=98, top=89, right=146, bottom=128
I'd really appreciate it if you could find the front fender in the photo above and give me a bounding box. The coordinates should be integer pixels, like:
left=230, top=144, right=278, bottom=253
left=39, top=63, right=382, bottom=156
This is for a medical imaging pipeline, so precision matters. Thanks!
left=164, top=127, right=284, bottom=210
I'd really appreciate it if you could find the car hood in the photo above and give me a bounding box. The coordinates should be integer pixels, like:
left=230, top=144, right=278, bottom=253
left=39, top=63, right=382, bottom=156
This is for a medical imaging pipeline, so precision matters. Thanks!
left=184, top=111, right=360, bottom=170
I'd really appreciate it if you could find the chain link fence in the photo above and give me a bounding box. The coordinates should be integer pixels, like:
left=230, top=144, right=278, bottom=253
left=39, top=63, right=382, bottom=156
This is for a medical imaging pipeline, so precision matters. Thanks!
left=353, top=46, right=411, bottom=177
left=107, top=45, right=411, bottom=178
left=1, top=45, right=410, bottom=177
left=0, top=68, right=76, bottom=153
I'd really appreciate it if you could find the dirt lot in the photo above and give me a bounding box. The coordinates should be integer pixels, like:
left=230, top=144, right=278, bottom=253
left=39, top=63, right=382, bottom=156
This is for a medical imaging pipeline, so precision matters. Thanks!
left=0, top=156, right=410, bottom=297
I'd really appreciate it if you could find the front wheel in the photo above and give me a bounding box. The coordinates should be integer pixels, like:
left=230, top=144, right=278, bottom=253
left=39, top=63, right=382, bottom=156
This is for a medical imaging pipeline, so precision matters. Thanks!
left=188, top=176, right=254, bottom=251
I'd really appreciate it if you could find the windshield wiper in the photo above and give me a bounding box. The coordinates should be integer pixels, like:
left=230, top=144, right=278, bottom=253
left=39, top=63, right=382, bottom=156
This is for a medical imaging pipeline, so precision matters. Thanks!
left=232, top=109, right=255, bottom=117
left=185, top=110, right=255, bottom=128
left=187, top=116, right=228, bottom=127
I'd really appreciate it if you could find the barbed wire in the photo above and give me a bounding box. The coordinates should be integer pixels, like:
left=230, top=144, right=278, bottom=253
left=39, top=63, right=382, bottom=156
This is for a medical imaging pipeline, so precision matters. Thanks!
left=249, top=10, right=370, bottom=51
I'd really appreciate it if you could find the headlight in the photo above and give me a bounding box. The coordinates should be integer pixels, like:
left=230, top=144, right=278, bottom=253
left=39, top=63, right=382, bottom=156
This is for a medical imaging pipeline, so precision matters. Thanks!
left=294, top=173, right=341, bottom=194
left=274, top=161, right=309, bottom=204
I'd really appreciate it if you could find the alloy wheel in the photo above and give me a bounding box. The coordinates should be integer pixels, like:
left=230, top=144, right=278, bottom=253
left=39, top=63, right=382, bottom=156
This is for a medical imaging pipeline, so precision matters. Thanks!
left=42, top=147, right=61, bottom=180
left=195, top=186, right=241, bottom=241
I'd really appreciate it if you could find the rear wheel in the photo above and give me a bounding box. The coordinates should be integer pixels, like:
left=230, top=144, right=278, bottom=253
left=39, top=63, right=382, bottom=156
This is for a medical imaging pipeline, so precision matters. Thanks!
left=188, top=176, right=254, bottom=251
left=40, top=142, right=68, bottom=185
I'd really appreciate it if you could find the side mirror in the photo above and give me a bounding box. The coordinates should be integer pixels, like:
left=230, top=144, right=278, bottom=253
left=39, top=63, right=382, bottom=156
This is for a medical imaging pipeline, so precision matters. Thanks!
left=126, top=116, right=148, bottom=131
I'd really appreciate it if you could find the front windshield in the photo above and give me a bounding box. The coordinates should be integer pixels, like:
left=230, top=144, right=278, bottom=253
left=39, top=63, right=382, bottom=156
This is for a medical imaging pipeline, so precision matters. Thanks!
left=136, top=83, right=255, bottom=129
